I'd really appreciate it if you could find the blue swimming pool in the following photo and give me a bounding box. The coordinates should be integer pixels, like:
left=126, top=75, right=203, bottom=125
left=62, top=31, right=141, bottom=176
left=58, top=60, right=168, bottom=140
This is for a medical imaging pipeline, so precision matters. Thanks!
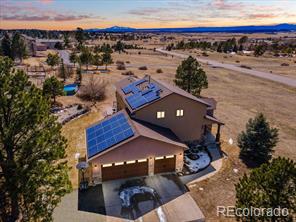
left=64, top=83, right=78, bottom=96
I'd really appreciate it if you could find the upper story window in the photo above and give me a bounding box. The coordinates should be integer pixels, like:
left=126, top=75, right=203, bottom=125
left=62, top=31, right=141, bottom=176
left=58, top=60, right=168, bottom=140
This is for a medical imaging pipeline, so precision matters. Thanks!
left=176, top=109, right=184, bottom=117
left=157, top=111, right=165, bottom=119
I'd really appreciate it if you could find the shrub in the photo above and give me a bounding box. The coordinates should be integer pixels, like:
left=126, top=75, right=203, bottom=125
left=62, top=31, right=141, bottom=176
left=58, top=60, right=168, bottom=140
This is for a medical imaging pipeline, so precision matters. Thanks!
left=202, top=52, right=209, bottom=57
left=116, top=60, right=124, bottom=65
left=126, top=61, right=130, bottom=64
left=138, top=51, right=141, bottom=55
left=236, top=60, right=240, bottom=63
left=77, top=75, right=106, bottom=104
left=117, top=64, right=126, bottom=70
left=156, top=68, right=163, bottom=73
left=240, top=65, right=252, bottom=69
left=121, top=71, right=135, bottom=76
left=139, top=66, right=148, bottom=70
left=281, top=63, right=289, bottom=66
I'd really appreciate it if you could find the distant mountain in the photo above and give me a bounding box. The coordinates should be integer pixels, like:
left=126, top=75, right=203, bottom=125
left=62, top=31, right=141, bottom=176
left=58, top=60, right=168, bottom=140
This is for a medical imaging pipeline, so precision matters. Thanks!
left=86, top=26, right=136, bottom=33
left=86, top=23, right=296, bottom=33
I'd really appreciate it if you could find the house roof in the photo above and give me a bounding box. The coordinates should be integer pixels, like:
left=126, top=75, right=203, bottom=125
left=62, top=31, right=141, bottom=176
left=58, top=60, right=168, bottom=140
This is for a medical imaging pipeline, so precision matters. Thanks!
left=131, top=119, right=187, bottom=148
left=205, top=115, right=224, bottom=125
left=115, top=76, right=212, bottom=113
left=86, top=110, right=187, bottom=161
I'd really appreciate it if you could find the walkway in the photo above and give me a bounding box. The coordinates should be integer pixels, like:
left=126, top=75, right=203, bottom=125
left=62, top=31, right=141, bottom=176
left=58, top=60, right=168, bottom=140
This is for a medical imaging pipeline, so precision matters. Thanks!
left=156, top=48, right=296, bottom=88
left=180, top=133, right=223, bottom=185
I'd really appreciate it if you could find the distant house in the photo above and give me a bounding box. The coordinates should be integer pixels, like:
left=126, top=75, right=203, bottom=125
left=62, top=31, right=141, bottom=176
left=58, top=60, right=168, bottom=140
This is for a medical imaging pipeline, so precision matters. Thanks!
left=85, top=76, right=223, bottom=182
left=21, top=34, right=63, bottom=56
left=36, top=39, right=63, bottom=49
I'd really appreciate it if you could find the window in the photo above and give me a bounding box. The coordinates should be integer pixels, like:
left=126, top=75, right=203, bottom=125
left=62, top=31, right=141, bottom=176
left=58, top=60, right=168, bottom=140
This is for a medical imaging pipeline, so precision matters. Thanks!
left=157, top=111, right=165, bottom=119
left=138, top=159, right=147, bottom=162
left=166, top=155, right=174, bottom=159
left=155, top=156, right=164, bottom=160
left=176, top=109, right=184, bottom=117
left=114, top=162, right=124, bottom=166
left=102, top=163, right=112, bottom=168
left=126, top=160, right=136, bottom=164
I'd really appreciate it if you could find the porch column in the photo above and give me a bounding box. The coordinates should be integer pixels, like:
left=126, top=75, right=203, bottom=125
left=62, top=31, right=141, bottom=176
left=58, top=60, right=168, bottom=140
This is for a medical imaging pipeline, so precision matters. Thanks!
left=92, top=163, right=102, bottom=182
left=215, top=124, right=221, bottom=143
left=148, top=157, right=154, bottom=176
left=175, top=152, right=184, bottom=172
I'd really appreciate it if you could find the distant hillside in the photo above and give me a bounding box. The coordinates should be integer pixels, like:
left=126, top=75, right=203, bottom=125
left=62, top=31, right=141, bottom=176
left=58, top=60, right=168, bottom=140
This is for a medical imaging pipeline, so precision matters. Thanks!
left=86, top=23, right=296, bottom=33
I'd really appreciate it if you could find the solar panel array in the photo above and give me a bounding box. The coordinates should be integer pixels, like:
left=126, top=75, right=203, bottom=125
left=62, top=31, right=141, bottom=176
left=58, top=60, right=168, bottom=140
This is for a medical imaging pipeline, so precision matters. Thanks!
left=86, top=113, right=134, bottom=158
left=122, top=79, right=146, bottom=94
left=122, top=79, right=162, bottom=110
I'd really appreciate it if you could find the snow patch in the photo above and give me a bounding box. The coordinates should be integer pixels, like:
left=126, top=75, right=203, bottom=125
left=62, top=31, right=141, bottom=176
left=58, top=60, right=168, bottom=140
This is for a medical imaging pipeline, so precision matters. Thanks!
left=184, top=151, right=211, bottom=173
left=157, top=207, right=167, bottom=222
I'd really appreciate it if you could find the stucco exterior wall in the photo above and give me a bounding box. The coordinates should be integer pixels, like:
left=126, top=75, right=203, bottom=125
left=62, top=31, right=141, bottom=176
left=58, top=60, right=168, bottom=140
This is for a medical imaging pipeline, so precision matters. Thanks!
left=90, top=136, right=184, bottom=166
left=133, top=93, right=208, bottom=142
left=116, top=91, right=126, bottom=111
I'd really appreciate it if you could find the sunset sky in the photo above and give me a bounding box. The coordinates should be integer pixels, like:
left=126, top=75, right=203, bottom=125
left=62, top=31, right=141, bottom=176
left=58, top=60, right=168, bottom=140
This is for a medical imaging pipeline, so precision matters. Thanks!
left=1, top=0, right=296, bottom=30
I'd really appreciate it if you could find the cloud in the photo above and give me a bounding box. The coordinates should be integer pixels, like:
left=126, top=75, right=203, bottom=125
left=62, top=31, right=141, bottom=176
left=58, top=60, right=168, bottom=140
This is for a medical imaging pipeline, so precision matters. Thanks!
left=39, top=0, right=54, bottom=4
left=247, top=13, right=278, bottom=19
left=0, top=1, right=103, bottom=22
left=1, top=14, right=99, bottom=21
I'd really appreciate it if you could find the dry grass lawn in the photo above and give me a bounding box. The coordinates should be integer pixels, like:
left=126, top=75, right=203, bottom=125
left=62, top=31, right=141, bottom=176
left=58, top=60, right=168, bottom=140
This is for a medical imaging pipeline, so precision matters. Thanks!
left=181, top=49, right=296, bottom=79
left=57, top=48, right=295, bottom=221
left=189, top=139, right=247, bottom=222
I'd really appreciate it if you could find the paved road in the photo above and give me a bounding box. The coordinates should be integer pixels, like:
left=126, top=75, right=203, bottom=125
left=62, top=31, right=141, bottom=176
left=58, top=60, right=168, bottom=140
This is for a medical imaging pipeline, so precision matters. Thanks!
left=58, top=50, right=73, bottom=66
left=156, top=48, right=296, bottom=88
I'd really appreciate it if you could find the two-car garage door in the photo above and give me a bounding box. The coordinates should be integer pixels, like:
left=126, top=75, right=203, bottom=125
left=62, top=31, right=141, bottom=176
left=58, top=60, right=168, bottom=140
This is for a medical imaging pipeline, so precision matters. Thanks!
left=101, top=155, right=176, bottom=181
left=154, top=155, right=176, bottom=174
left=102, top=159, right=148, bottom=181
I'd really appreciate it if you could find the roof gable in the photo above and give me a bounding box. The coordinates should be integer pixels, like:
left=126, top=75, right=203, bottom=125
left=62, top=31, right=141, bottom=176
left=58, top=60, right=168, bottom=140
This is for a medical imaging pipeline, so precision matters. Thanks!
left=85, top=111, right=136, bottom=159
left=115, top=76, right=211, bottom=113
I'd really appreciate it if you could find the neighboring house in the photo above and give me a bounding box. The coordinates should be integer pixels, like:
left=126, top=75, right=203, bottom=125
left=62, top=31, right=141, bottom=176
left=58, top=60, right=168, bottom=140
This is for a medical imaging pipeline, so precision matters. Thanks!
left=85, top=76, right=223, bottom=182
left=21, top=34, right=63, bottom=56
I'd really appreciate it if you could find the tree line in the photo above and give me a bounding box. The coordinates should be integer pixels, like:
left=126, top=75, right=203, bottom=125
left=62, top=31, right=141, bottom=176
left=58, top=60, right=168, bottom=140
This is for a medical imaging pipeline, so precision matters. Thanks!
left=0, top=32, right=28, bottom=63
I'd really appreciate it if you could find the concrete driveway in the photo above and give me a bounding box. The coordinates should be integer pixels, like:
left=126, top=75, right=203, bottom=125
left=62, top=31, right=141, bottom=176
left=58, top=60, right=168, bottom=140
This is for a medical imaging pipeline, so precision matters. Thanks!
left=74, top=173, right=187, bottom=220
left=102, top=173, right=188, bottom=220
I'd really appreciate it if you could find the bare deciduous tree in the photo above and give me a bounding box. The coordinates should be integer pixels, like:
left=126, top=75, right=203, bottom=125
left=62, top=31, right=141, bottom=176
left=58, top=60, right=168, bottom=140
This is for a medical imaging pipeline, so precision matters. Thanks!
left=77, top=75, right=106, bottom=105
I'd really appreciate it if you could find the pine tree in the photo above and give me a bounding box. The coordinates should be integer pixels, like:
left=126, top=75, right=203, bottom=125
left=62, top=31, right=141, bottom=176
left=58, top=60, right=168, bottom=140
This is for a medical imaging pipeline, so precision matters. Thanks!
left=238, top=113, right=279, bottom=166
left=58, top=59, right=68, bottom=82
left=101, top=52, right=113, bottom=70
left=11, top=33, right=28, bottom=63
left=69, top=51, right=78, bottom=67
left=114, top=41, right=125, bottom=54
left=235, top=157, right=296, bottom=222
left=75, top=27, right=85, bottom=50
left=46, top=53, right=60, bottom=73
left=93, top=53, right=102, bottom=70
left=43, top=76, right=64, bottom=104
left=0, top=57, right=71, bottom=221
left=1, top=33, right=12, bottom=59
left=174, top=56, right=208, bottom=96
left=239, top=44, right=244, bottom=51
left=79, top=47, right=93, bottom=70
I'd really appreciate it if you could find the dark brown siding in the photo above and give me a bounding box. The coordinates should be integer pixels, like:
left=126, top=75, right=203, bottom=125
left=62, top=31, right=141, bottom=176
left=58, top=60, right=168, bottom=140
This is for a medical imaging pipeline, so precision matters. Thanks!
left=154, top=156, right=176, bottom=174
left=134, top=93, right=208, bottom=142
left=102, top=160, right=148, bottom=181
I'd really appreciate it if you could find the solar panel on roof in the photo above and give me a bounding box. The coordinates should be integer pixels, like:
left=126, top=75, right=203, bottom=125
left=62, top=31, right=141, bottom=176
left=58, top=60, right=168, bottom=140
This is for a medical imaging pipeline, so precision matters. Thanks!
left=122, top=78, right=162, bottom=110
left=86, top=113, right=134, bottom=158
left=122, top=79, right=147, bottom=94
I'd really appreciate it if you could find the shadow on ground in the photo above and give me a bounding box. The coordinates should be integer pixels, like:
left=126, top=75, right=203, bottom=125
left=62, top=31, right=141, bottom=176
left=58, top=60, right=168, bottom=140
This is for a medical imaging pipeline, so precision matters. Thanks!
left=77, top=173, right=187, bottom=220
left=78, top=185, right=106, bottom=214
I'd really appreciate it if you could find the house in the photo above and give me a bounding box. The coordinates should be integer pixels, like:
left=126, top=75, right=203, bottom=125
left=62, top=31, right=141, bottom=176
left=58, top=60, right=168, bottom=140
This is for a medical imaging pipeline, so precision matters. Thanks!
left=85, top=76, right=223, bottom=182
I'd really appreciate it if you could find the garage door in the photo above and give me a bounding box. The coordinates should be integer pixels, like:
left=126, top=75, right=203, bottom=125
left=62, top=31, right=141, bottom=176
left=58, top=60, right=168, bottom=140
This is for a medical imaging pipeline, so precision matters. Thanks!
left=154, top=155, right=176, bottom=174
left=102, top=159, right=148, bottom=181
